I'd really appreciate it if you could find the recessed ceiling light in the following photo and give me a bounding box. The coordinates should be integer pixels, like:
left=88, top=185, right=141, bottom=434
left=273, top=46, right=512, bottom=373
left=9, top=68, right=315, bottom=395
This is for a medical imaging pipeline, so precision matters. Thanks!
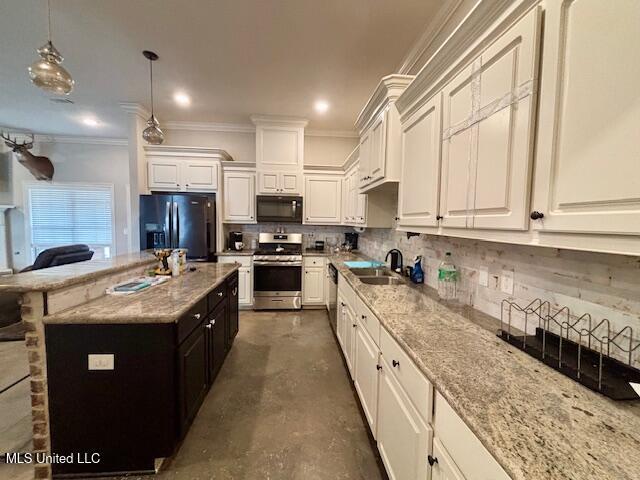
left=174, top=92, right=191, bottom=107
left=314, top=100, right=329, bottom=114
left=82, top=117, right=99, bottom=127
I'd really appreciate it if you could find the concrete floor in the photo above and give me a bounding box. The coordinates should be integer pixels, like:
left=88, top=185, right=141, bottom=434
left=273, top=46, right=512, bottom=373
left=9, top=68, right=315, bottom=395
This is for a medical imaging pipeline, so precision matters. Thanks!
left=120, top=309, right=385, bottom=480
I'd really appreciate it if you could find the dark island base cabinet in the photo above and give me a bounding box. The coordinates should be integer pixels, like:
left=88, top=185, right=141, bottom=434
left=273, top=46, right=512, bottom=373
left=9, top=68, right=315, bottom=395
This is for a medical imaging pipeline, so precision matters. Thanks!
left=45, top=272, right=239, bottom=478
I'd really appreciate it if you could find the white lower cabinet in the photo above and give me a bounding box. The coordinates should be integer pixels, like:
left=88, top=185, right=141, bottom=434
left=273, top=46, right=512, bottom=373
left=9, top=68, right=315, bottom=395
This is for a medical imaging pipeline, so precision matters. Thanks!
left=431, top=438, right=464, bottom=480
left=303, top=266, right=325, bottom=305
left=377, top=354, right=432, bottom=480
left=218, top=256, right=253, bottom=306
left=354, top=321, right=380, bottom=438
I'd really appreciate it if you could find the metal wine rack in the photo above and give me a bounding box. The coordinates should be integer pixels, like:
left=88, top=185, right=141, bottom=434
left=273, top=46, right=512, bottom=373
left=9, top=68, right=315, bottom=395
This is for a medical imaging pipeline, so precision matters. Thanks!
left=498, top=298, right=640, bottom=400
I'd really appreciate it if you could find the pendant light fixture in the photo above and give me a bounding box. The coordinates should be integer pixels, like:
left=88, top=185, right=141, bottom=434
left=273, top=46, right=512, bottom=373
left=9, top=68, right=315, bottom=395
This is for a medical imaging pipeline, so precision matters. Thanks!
left=28, top=0, right=74, bottom=95
left=142, top=50, right=164, bottom=145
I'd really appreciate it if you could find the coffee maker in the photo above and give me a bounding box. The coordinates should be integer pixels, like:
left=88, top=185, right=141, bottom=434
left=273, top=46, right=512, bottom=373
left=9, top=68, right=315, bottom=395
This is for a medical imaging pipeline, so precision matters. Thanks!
left=344, top=232, right=359, bottom=250
left=229, top=231, right=244, bottom=251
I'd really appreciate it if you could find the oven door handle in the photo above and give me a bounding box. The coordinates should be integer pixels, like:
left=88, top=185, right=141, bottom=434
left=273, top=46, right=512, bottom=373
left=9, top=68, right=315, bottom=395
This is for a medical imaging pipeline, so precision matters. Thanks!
left=253, top=261, right=303, bottom=267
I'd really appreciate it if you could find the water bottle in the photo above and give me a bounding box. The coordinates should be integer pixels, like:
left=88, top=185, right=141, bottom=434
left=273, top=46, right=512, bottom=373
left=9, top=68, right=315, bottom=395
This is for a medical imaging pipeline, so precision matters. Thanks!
left=437, top=252, right=458, bottom=300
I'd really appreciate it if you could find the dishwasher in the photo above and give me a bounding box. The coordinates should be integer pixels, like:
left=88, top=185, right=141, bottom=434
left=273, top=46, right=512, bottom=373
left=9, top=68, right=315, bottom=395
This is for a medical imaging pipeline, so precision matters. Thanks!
left=327, top=263, right=338, bottom=332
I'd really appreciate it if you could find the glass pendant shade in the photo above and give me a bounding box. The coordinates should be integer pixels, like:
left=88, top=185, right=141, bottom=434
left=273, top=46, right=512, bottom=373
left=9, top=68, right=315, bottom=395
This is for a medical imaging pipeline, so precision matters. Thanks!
left=142, top=115, right=164, bottom=145
left=28, top=41, right=74, bottom=95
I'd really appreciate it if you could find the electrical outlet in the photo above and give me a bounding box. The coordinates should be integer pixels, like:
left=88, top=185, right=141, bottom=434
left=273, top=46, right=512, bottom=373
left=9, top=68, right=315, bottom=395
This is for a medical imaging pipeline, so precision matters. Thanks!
left=478, top=266, right=489, bottom=287
left=88, top=354, right=114, bottom=371
left=501, top=269, right=514, bottom=295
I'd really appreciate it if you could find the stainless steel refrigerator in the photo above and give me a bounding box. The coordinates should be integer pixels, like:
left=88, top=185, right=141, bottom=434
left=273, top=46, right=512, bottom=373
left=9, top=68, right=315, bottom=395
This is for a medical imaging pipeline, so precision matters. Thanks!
left=139, top=193, right=216, bottom=261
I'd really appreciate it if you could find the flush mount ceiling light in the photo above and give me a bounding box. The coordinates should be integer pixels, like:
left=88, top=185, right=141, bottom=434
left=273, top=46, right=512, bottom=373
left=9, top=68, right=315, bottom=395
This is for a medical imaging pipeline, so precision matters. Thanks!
left=314, top=100, right=329, bottom=114
left=141, top=50, right=164, bottom=145
left=82, top=116, right=99, bottom=127
left=28, top=0, right=74, bottom=95
left=173, top=91, right=191, bottom=107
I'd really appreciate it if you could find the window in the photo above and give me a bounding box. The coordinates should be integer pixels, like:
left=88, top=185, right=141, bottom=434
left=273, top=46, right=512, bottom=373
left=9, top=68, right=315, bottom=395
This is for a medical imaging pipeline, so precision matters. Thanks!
left=27, top=183, right=115, bottom=260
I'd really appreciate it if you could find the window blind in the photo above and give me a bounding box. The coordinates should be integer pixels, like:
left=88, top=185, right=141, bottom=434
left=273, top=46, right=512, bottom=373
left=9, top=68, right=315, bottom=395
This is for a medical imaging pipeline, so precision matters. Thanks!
left=28, top=184, right=114, bottom=258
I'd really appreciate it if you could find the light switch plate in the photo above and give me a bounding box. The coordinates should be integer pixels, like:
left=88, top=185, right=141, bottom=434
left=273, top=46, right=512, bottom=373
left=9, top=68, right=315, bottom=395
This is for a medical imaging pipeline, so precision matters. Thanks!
left=88, top=354, right=114, bottom=370
left=501, top=269, right=514, bottom=295
left=478, top=267, right=489, bottom=287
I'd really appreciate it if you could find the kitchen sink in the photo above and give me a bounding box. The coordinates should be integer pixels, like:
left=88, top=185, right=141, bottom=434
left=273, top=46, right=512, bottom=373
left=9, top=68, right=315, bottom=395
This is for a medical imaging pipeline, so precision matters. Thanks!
left=349, top=267, right=392, bottom=277
left=359, top=276, right=404, bottom=286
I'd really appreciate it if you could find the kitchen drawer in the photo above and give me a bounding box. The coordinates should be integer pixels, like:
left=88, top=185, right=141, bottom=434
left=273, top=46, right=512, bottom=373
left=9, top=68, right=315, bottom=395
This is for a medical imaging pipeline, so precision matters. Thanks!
left=337, top=273, right=356, bottom=307
left=304, top=256, right=326, bottom=267
left=380, top=326, right=433, bottom=424
left=218, top=255, right=252, bottom=267
left=434, top=391, right=510, bottom=480
left=177, top=297, right=208, bottom=344
left=356, top=295, right=380, bottom=347
left=207, top=282, right=227, bottom=313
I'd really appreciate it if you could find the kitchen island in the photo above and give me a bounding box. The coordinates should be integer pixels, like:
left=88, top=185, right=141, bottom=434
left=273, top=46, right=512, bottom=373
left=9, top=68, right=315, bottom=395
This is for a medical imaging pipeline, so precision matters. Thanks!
left=0, top=254, right=240, bottom=479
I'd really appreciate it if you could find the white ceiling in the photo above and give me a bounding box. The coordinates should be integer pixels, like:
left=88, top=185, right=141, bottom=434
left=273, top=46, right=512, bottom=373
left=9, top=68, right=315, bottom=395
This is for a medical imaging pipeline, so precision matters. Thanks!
left=0, top=0, right=448, bottom=138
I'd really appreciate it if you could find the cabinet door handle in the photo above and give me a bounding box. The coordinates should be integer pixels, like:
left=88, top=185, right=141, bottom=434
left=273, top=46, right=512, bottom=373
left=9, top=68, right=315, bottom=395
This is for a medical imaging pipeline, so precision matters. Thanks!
left=193, top=313, right=201, bottom=319
left=427, top=455, right=438, bottom=467
left=218, top=292, right=223, bottom=297
left=232, top=287, right=238, bottom=296
left=210, top=319, right=216, bottom=326
left=436, top=215, right=443, bottom=220
left=376, top=364, right=382, bottom=371
left=530, top=211, right=545, bottom=220
left=205, top=323, right=212, bottom=330
left=392, top=360, right=400, bottom=367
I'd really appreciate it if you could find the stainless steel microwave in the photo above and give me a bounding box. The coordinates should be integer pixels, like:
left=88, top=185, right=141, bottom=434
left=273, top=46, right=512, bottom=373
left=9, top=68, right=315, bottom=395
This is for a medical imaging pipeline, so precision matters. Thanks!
left=256, top=195, right=303, bottom=223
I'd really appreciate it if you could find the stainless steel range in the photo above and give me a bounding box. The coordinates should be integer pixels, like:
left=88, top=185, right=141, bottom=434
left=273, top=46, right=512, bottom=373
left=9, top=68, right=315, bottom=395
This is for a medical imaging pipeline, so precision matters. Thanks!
left=253, top=233, right=303, bottom=310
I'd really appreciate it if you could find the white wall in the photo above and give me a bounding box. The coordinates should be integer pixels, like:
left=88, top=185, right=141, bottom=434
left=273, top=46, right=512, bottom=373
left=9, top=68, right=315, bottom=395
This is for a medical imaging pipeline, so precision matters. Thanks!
left=304, top=135, right=358, bottom=167
left=8, top=141, right=130, bottom=270
left=163, top=129, right=256, bottom=163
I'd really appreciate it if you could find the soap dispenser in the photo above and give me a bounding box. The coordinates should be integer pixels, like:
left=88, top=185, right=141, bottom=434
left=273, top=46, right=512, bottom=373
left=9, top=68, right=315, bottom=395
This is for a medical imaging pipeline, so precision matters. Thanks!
left=410, top=255, right=424, bottom=284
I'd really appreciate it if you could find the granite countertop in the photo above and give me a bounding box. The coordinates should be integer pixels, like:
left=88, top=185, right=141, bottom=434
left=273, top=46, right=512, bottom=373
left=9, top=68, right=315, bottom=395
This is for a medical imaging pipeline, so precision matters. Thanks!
left=217, top=249, right=256, bottom=256
left=329, top=254, right=640, bottom=480
left=44, top=263, right=239, bottom=324
left=0, top=252, right=157, bottom=293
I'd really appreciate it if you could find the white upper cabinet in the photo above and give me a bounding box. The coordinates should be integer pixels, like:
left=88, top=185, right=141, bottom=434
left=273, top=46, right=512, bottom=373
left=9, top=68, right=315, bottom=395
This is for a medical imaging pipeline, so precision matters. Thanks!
left=304, top=174, right=342, bottom=224
left=355, top=75, right=414, bottom=193
left=533, top=0, right=640, bottom=235
left=440, top=7, right=541, bottom=230
left=258, top=171, right=302, bottom=195
left=145, top=146, right=231, bottom=193
left=398, top=93, right=442, bottom=228
left=223, top=169, right=255, bottom=223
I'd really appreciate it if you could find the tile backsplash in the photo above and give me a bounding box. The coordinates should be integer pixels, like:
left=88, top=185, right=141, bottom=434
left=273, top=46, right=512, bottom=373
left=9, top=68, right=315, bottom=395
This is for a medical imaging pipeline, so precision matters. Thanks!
left=223, top=223, right=353, bottom=250
left=359, top=228, right=640, bottom=366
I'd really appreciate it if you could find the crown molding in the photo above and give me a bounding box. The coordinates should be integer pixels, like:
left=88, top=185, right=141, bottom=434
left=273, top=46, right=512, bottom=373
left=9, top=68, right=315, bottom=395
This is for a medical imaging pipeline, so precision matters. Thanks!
left=163, top=121, right=255, bottom=133
left=34, top=135, right=128, bottom=146
left=305, top=129, right=359, bottom=138
left=143, top=144, right=233, bottom=161
left=119, top=102, right=151, bottom=119
left=397, top=0, right=466, bottom=74
left=250, top=114, right=308, bottom=128
left=354, top=74, right=415, bottom=133
left=396, top=0, right=537, bottom=118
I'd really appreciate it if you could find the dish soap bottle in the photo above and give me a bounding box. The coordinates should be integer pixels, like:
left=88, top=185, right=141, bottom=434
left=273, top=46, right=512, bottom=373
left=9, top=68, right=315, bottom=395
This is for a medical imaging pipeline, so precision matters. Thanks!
left=437, top=252, right=458, bottom=300
left=410, top=255, right=424, bottom=284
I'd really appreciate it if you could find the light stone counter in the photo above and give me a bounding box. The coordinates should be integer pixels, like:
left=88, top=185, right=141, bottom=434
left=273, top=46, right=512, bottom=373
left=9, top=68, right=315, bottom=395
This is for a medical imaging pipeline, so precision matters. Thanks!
left=330, top=254, right=640, bottom=480
left=216, top=250, right=256, bottom=256
left=44, top=263, right=239, bottom=324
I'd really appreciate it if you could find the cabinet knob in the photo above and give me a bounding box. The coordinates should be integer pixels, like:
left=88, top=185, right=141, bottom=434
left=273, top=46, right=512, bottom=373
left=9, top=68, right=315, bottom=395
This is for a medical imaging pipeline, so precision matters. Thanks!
left=352, top=323, right=357, bottom=328
left=210, top=319, right=216, bottom=326
left=361, top=315, right=366, bottom=320
left=193, top=313, right=201, bottom=320
left=394, top=216, right=400, bottom=221
left=530, top=211, right=545, bottom=220
left=340, top=302, right=345, bottom=307
left=436, top=215, right=443, bottom=220
left=392, top=360, right=400, bottom=368
left=427, top=455, right=438, bottom=467
left=218, top=292, right=223, bottom=297
left=376, top=364, right=382, bottom=371
left=205, top=323, right=212, bottom=330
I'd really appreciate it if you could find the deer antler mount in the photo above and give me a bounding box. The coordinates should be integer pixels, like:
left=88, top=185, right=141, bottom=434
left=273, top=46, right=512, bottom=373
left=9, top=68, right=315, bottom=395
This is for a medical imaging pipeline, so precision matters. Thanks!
left=1, top=132, right=54, bottom=181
